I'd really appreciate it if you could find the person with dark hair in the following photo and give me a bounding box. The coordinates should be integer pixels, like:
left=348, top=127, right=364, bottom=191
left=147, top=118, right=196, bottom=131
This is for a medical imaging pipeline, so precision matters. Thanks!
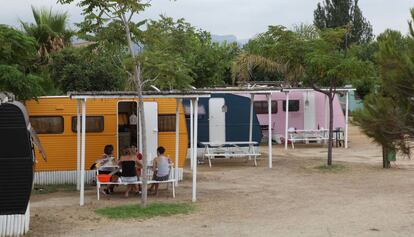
left=103, top=144, right=114, bottom=157
left=149, top=146, right=171, bottom=195
left=95, top=144, right=116, bottom=194
left=118, top=147, right=141, bottom=197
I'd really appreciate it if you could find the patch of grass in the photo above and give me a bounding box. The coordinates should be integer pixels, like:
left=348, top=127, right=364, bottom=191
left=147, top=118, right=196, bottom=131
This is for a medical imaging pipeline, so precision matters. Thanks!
left=33, top=184, right=80, bottom=194
left=313, top=164, right=346, bottom=172
left=95, top=203, right=194, bottom=220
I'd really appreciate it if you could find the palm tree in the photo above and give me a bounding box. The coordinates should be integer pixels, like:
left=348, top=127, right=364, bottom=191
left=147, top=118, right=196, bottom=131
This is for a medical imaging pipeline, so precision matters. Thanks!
left=231, top=53, right=285, bottom=84
left=21, top=6, right=73, bottom=60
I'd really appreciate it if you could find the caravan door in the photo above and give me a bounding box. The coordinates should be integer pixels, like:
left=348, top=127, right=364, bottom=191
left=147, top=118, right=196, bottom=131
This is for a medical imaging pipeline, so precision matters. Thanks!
left=303, top=92, right=316, bottom=130
left=209, top=98, right=226, bottom=143
left=142, top=102, right=158, bottom=164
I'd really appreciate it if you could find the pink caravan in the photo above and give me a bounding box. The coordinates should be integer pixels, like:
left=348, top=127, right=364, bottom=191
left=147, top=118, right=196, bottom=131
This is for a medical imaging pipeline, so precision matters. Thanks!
left=240, top=90, right=345, bottom=144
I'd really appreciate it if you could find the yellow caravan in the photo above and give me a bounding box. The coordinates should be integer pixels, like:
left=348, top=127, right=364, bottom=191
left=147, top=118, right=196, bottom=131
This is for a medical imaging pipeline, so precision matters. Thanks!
left=25, top=94, right=192, bottom=184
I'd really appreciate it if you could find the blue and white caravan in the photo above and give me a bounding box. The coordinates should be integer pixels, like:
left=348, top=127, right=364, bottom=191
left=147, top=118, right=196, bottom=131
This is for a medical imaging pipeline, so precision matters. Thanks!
left=183, top=94, right=262, bottom=165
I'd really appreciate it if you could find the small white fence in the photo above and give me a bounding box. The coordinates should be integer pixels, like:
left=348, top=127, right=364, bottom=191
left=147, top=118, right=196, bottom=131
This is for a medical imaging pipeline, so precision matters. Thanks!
left=0, top=205, right=30, bottom=237
left=34, top=169, right=184, bottom=185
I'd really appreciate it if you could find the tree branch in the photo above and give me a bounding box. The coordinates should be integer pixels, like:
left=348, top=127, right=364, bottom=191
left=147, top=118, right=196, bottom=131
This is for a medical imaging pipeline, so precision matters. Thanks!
left=141, top=74, right=160, bottom=87
left=128, top=11, right=134, bottom=23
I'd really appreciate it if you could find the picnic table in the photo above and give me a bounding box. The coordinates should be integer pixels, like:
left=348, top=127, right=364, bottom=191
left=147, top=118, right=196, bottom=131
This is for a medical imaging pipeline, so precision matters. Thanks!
left=288, top=129, right=329, bottom=149
left=95, top=164, right=176, bottom=200
left=201, top=141, right=261, bottom=167
left=287, top=128, right=345, bottom=149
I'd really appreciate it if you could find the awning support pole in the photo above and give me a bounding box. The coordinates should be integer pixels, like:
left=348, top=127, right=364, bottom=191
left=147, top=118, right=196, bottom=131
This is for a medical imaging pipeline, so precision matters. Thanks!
left=267, top=93, right=273, bottom=168
left=76, top=99, right=81, bottom=191
left=175, top=99, right=181, bottom=185
left=190, top=100, right=194, bottom=170
left=345, top=91, right=349, bottom=148
left=80, top=99, right=86, bottom=206
left=192, top=98, right=199, bottom=203
left=249, top=94, right=255, bottom=162
left=284, top=92, right=289, bottom=150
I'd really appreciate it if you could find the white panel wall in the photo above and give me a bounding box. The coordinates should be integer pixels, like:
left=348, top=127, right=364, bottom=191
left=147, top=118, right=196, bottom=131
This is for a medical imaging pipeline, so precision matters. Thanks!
left=0, top=204, right=30, bottom=237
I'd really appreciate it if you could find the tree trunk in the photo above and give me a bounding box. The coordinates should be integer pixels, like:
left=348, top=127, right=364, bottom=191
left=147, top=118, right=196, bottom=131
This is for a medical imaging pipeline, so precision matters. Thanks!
left=327, top=93, right=334, bottom=166
left=382, top=145, right=391, bottom=169
left=122, top=13, right=148, bottom=207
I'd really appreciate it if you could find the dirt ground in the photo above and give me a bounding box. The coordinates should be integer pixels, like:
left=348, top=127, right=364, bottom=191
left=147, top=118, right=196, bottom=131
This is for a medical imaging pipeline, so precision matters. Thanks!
left=28, top=125, right=414, bottom=237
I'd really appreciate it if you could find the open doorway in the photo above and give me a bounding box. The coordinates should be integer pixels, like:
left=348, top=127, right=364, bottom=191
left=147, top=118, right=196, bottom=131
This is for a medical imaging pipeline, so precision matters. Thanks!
left=117, top=101, right=138, bottom=157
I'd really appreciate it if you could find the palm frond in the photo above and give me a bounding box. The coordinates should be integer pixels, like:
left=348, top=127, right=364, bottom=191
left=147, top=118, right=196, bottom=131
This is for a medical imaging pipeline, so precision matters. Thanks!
left=232, top=53, right=284, bottom=83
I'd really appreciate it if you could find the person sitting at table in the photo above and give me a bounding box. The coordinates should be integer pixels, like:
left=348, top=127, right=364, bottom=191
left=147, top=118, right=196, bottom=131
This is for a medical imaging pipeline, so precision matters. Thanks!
left=130, top=144, right=143, bottom=192
left=94, top=145, right=117, bottom=194
left=118, top=148, right=141, bottom=197
left=149, top=146, right=171, bottom=195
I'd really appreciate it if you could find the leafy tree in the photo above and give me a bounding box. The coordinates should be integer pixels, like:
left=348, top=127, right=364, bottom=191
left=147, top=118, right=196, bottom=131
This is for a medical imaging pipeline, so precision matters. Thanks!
left=141, top=16, right=239, bottom=89
left=292, top=23, right=320, bottom=41
left=58, top=0, right=156, bottom=207
left=234, top=27, right=375, bottom=166
left=314, top=0, right=373, bottom=45
left=0, top=25, right=45, bottom=100
left=238, top=26, right=308, bottom=86
left=49, top=48, right=127, bottom=93
left=354, top=27, right=414, bottom=168
left=21, top=6, right=74, bottom=61
left=304, top=28, right=375, bottom=165
left=0, top=65, right=45, bottom=100
left=353, top=95, right=404, bottom=168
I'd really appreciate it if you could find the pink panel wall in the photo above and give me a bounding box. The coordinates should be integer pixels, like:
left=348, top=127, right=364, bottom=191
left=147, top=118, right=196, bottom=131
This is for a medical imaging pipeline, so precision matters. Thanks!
left=239, top=91, right=345, bottom=139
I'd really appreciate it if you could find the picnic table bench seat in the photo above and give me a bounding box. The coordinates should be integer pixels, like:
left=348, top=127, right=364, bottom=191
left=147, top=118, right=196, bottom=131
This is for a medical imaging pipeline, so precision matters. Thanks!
left=96, top=168, right=176, bottom=200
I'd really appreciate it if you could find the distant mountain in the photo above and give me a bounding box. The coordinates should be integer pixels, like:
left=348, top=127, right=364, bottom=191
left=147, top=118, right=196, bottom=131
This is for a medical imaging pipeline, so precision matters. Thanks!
left=211, top=35, right=238, bottom=43
left=211, top=34, right=250, bottom=46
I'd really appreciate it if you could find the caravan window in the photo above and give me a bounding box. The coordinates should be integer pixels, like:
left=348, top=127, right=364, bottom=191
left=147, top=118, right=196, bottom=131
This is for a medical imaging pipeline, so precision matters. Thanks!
left=254, top=101, right=277, bottom=114
left=282, top=100, right=300, bottom=112
left=158, top=115, right=176, bottom=132
left=29, top=116, right=64, bottom=134
left=72, top=116, right=104, bottom=133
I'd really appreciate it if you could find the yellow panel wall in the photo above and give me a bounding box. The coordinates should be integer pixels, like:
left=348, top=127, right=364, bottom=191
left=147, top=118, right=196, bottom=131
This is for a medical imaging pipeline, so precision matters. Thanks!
left=26, top=96, right=188, bottom=171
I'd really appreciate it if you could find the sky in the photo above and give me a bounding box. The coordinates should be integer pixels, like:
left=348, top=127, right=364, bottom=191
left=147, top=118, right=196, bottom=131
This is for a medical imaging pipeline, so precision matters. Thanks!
left=1, top=0, right=414, bottom=40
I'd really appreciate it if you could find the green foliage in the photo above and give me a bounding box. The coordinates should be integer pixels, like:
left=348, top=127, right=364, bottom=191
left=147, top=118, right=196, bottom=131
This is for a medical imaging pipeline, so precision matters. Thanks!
left=49, top=48, right=127, bottom=93
left=0, top=65, right=45, bottom=100
left=0, top=24, right=38, bottom=67
left=353, top=19, right=414, bottom=165
left=353, top=95, right=404, bottom=147
left=292, top=23, right=320, bottom=41
left=21, top=6, right=73, bottom=60
left=141, top=16, right=239, bottom=89
left=241, top=25, right=308, bottom=85
left=95, top=203, right=194, bottom=219
left=314, top=0, right=373, bottom=45
left=0, top=25, right=46, bottom=100
left=304, top=28, right=375, bottom=89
